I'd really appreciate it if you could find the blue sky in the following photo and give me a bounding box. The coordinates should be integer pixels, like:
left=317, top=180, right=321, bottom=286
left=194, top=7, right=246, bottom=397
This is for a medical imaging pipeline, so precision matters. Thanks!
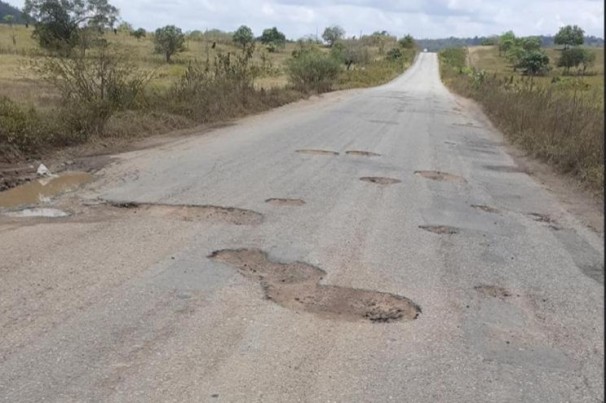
left=6, top=0, right=604, bottom=39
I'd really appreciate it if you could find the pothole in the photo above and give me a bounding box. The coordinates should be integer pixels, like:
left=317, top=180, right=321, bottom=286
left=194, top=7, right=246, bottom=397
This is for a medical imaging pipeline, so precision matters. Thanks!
left=108, top=202, right=263, bottom=225
left=471, top=204, right=500, bottom=214
left=414, top=170, right=466, bottom=183
left=360, top=177, right=401, bottom=185
left=209, top=249, right=421, bottom=323
left=419, top=225, right=459, bottom=235
left=474, top=285, right=511, bottom=299
left=0, top=172, right=93, bottom=209
left=295, top=149, right=339, bottom=156
left=453, top=122, right=482, bottom=128
left=483, top=165, right=527, bottom=173
left=4, top=208, right=70, bottom=218
left=265, top=198, right=306, bottom=206
left=528, top=213, right=561, bottom=230
left=345, top=151, right=382, bottom=157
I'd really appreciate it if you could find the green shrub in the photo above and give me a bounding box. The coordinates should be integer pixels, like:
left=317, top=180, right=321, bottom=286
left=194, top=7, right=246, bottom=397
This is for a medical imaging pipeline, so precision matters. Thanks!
left=287, top=49, right=341, bottom=92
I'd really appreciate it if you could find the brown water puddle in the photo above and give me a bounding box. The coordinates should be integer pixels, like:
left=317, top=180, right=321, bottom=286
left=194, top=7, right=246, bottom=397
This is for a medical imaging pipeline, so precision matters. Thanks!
left=0, top=172, right=93, bottom=209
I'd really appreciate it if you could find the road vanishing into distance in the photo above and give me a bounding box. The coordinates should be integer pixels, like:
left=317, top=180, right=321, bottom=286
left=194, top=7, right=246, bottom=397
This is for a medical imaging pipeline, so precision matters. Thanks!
left=0, top=53, right=603, bottom=402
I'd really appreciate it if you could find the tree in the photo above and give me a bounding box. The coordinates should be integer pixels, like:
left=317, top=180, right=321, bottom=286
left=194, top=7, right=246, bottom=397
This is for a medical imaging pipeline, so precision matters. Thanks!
left=557, top=47, right=595, bottom=74
left=130, top=27, right=145, bottom=40
left=516, top=50, right=550, bottom=75
left=521, top=36, right=541, bottom=52
left=322, top=25, right=345, bottom=47
left=260, top=27, right=286, bottom=52
left=554, top=25, right=584, bottom=49
left=24, top=0, right=118, bottom=53
left=398, top=34, right=415, bottom=49
left=498, top=30, right=516, bottom=56
left=154, top=25, right=185, bottom=63
left=232, top=25, right=253, bottom=49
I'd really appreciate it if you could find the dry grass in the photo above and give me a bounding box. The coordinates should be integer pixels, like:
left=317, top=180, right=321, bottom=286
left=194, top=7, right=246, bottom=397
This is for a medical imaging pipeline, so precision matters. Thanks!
left=440, top=47, right=604, bottom=194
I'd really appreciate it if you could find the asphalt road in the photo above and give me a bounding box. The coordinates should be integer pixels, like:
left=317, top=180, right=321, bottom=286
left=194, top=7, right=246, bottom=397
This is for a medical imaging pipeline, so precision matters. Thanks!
left=0, top=53, right=603, bottom=402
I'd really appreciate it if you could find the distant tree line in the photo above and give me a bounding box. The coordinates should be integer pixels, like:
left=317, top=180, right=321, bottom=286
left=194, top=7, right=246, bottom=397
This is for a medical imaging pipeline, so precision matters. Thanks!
left=416, top=34, right=604, bottom=52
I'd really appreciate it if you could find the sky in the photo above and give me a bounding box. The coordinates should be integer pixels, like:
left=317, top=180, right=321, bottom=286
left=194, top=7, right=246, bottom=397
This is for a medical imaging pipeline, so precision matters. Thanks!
left=5, top=0, right=604, bottom=39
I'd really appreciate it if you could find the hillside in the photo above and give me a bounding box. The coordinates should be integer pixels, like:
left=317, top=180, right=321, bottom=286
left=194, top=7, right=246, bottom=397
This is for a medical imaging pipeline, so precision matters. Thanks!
left=0, top=0, right=24, bottom=24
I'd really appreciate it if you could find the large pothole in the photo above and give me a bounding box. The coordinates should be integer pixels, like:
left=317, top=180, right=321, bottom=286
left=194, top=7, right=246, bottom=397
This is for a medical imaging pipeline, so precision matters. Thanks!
left=209, top=249, right=420, bottom=323
left=414, top=170, right=466, bottom=183
left=109, top=202, right=263, bottom=225
left=360, top=177, right=401, bottom=185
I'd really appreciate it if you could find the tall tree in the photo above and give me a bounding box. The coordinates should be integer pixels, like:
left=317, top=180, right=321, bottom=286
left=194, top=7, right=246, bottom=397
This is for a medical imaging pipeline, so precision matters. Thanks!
left=24, top=0, right=118, bottom=53
left=260, top=26, right=286, bottom=51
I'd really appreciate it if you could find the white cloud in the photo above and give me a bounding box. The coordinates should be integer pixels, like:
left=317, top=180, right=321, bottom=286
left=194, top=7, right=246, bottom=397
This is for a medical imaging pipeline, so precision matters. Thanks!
left=5, top=0, right=604, bottom=38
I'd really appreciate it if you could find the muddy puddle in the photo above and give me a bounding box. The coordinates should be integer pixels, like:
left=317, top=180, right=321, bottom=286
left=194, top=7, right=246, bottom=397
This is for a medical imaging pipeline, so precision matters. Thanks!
left=0, top=172, right=93, bottom=209
left=209, top=249, right=420, bottom=323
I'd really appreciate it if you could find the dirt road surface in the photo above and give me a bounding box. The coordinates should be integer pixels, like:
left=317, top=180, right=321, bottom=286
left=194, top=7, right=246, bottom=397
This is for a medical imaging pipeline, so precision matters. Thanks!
left=0, top=53, right=603, bottom=402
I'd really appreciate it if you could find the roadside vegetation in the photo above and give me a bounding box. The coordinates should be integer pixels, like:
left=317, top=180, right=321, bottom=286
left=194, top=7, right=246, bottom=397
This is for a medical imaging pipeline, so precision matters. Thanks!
left=439, top=26, right=604, bottom=194
left=0, top=0, right=417, bottom=164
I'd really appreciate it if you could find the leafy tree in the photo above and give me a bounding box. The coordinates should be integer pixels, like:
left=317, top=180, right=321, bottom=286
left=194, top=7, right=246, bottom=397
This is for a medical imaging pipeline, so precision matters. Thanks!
left=260, top=27, right=286, bottom=52
left=516, top=50, right=550, bottom=75
left=330, top=41, right=369, bottom=70
left=521, top=36, right=541, bottom=51
left=232, top=25, right=253, bottom=49
left=398, top=34, right=415, bottom=49
left=322, top=25, right=345, bottom=47
left=554, top=25, right=584, bottom=49
left=130, top=27, right=145, bottom=40
left=24, top=0, right=118, bottom=53
left=498, top=31, right=516, bottom=56
left=557, top=47, right=595, bottom=74
left=154, top=25, right=185, bottom=63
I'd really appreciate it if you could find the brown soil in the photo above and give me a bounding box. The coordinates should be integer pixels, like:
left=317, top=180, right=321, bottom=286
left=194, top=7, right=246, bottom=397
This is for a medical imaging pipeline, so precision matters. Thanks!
left=474, top=285, right=512, bottom=299
left=209, top=248, right=421, bottom=323
left=419, top=225, right=459, bottom=235
left=360, top=177, right=401, bottom=185
left=471, top=204, right=500, bottom=214
left=345, top=151, right=381, bottom=157
left=414, top=170, right=467, bottom=183
left=109, top=202, right=263, bottom=225
left=265, top=198, right=306, bottom=206
left=295, top=149, right=339, bottom=156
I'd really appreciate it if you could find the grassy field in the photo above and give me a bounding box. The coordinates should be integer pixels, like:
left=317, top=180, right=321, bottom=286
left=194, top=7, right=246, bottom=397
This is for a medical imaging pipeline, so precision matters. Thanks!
left=467, top=45, right=604, bottom=104
left=440, top=46, right=604, bottom=194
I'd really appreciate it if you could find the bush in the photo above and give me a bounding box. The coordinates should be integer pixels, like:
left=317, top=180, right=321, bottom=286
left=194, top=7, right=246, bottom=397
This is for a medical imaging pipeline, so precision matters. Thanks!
left=33, top=45, right=152, bottom=136
left=287, top=49, right=341, bottom=92
left=516, top=50, right=550, bottom=75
